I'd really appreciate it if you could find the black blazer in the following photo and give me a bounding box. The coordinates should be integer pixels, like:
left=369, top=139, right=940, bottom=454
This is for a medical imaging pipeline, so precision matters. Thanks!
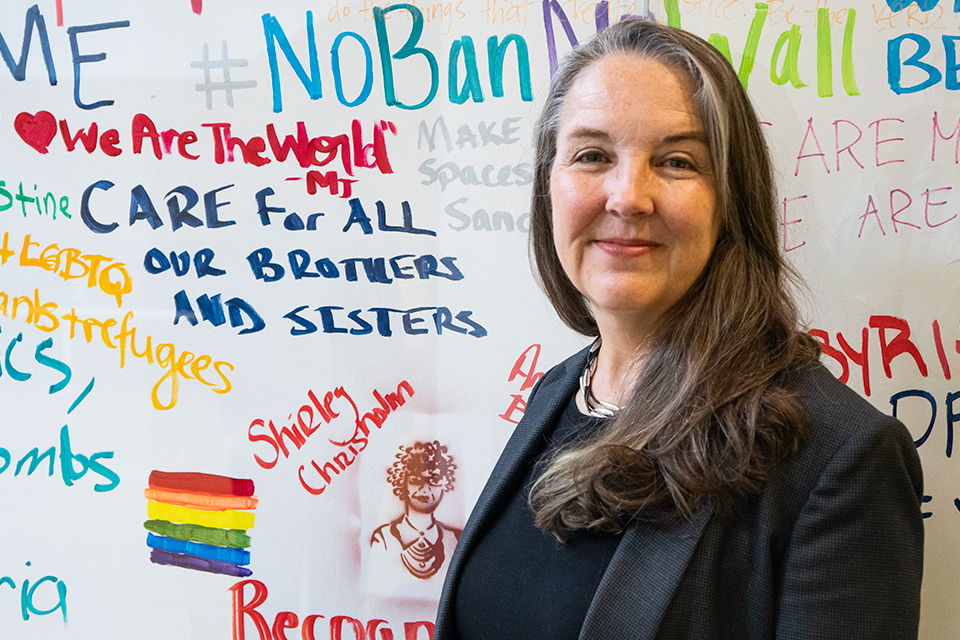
left=435, top=347, right=924, bottom=639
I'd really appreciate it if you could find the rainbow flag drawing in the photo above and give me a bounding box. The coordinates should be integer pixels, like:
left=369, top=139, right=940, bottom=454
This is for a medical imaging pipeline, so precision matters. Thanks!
left=144, top=471, right=257, bottom=577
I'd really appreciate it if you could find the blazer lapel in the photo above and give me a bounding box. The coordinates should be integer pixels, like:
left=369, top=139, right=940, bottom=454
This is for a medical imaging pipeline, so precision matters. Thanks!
left=580, top=505, right=714, bottom=640
left=435, top=346, right=588, bottom=638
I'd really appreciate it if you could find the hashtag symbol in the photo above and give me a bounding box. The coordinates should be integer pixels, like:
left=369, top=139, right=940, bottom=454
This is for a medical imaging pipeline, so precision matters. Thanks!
left=191, top=40, right=257, bottom=109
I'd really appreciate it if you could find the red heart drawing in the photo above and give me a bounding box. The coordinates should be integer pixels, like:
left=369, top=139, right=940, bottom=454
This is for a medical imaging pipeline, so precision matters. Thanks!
left=15, top=111, right=57, bottom=154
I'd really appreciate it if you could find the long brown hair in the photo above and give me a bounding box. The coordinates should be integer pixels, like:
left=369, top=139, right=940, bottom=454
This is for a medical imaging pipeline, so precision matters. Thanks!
left=528, top=20, right=820, bottom=539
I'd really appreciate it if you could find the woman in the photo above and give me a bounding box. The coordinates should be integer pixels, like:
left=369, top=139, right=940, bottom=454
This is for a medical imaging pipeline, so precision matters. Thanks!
left=370, top=441, right=460, bottom=580
left=434, top=19, right=923, bottom=640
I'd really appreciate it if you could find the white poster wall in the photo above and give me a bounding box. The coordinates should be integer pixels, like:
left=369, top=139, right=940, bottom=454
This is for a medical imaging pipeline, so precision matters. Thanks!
left=0, top=1, right=955, bottom=638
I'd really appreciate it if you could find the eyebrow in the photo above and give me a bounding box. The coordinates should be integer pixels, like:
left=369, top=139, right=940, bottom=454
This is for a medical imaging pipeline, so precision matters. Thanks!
left=561, top=126, right=708, bottom=145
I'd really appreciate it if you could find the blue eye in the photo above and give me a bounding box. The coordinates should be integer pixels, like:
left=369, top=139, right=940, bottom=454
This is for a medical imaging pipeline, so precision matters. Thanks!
left=664, top=157, right=692, bottom=170
left=577, top=151, right=605, bottom=163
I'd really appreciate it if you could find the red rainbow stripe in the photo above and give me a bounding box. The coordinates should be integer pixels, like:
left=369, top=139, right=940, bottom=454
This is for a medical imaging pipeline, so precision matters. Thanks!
left=149, top=471, right=254, bottom=497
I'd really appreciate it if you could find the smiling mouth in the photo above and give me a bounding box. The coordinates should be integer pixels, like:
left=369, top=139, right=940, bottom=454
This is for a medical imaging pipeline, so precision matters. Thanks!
left=594, top=238, right=659, bottom=256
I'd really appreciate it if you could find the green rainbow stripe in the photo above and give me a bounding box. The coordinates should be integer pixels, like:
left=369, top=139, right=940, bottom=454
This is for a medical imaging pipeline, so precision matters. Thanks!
left=143, top=520, right=251, bottom=548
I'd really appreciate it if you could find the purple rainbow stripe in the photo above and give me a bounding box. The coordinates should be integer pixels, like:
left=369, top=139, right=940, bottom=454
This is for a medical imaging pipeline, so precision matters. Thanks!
left=149, top=548, right=252, bottom=577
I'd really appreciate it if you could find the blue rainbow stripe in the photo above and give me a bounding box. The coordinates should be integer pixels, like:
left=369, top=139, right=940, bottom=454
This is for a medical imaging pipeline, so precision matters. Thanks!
left=147, top=533, right=250, bottom=565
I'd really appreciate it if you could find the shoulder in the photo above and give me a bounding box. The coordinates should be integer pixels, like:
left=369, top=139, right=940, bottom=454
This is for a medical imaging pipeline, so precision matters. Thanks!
left=436, top=520, right=463, bottom=541
left=370, top=517, right=404, bottom=549
left=524, top=343, right=592, bottom=408
left=370, top=525, right=389, bottom=549
left=784, top=363, right=918, bottom=462
left=784, top=362, right=896, bottom=430
left=768, top=362, right=923, bottom=508
left=503, top=344, right=591, bottom=440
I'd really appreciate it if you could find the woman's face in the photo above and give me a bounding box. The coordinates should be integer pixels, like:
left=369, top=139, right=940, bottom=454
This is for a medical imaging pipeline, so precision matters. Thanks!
left=406, top=473, right=444, bottom=514
left=550, top=54, right=719, bottom=333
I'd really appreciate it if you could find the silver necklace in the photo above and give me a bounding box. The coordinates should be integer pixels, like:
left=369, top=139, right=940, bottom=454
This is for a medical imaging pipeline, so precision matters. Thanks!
left=579, top=339, right=621, bottom=418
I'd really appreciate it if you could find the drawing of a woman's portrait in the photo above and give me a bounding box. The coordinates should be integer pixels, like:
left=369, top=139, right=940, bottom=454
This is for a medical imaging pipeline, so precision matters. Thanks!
left=370, top=440, right=461, bottom=580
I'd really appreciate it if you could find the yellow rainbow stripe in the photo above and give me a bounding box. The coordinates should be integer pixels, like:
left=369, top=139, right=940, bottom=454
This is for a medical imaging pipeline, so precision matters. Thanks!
left=147, top=501, right=255, bottom=530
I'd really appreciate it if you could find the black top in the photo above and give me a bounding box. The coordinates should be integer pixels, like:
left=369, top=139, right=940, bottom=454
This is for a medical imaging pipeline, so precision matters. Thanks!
left=453, top=394, right=624, bottom=640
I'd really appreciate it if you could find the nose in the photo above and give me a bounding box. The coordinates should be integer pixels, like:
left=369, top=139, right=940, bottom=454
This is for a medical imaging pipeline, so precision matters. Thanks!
left=605, top=157, right=654, bottom=218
